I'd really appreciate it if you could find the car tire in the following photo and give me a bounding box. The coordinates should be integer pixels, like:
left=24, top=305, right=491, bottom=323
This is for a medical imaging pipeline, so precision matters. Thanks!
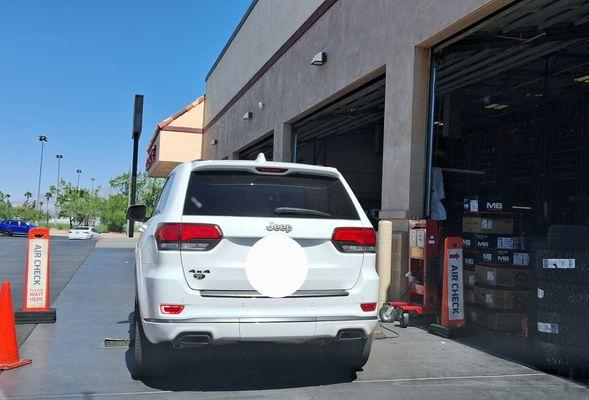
left=534, top=246, right=589, bottom=283
left=536, top=280, right=589, bottom=315
left=535, top=309, right=589, bottom=349
left=5, top=230, right=12, bottom=237
left=378, top=304, right=395, bottom=323
left=131, top=302, right=169, bottom=380
left=547, top=225, right=589, bottom=250
left=326, top=336, right=372, bottom=373
left=533, top=339, right=589, bottom=378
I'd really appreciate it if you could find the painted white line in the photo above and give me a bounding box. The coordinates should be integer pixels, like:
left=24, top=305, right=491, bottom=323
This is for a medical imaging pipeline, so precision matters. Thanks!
left=3, top=390, right=173, bottom=400
left=3, top=373, right=548, bottom=399
left=355, top=372, right=546, bottom=384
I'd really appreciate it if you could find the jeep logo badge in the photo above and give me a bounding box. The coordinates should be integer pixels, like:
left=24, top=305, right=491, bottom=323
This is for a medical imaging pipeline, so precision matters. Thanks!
left=266, top=222, right=292, bottom=233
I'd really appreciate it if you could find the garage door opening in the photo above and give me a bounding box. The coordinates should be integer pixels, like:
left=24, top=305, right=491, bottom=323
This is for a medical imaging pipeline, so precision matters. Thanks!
left=238, top=133, right=274, bottom=160
left=292, top=76, right=385, bottom=223
left=427, top=0, right=589, bottom=377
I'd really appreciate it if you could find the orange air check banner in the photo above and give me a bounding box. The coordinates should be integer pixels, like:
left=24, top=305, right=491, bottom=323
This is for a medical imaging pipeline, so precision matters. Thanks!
left=23, top=228, right=51, bottom=311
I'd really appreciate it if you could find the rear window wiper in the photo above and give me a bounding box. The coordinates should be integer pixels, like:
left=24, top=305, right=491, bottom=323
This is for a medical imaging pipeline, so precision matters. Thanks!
left=274, top=207, right=331, bottom=217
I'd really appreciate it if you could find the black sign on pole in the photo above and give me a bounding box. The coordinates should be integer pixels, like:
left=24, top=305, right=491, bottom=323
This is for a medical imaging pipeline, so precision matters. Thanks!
left=128, top=94, right=143, bottom=238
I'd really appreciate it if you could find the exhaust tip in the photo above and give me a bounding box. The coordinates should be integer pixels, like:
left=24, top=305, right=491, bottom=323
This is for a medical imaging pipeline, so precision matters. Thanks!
left=336, top=329, right=366, bottom=341
left=173, top=332, right=212, bottom=348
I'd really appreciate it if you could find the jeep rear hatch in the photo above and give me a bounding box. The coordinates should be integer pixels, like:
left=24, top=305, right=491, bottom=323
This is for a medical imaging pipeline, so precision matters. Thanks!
left=176, top=168, right=372, bottom=292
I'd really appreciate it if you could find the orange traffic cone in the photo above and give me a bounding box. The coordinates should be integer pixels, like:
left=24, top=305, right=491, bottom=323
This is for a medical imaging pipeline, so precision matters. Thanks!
left=0, top=282, right=31, bottom=370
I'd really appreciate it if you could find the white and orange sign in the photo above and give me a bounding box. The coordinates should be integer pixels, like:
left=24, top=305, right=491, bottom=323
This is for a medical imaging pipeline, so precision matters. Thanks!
left=441, top=237, right=465, bottom=328
left=22, top=228, right=51, bottom=311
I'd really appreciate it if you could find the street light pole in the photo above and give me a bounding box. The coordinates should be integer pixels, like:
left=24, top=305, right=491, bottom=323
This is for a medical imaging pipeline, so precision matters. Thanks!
left=128, top=94, right=144, bottom=238
left=37, top=135, right=48, bottom=211
left=90, top=177, right=95, bottom=192
left=56, top=154, right=63, bottom=190
left=76, top=169, right=82, bottom=189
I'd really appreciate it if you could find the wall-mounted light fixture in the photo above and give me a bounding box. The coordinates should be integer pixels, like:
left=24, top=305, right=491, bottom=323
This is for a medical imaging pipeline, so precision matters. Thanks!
left=257, top=102, right=264, bottom=110
left=243, top=112, right=253, bottom=120
left=210, top=139, right=218, bottom=145
left=310, top=52, right=327, bottom=66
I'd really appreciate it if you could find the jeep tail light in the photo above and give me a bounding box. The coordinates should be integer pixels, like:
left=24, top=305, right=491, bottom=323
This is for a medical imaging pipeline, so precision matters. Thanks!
left=360, top=303, right=377, bottom=312
left=155, top=223, right=222, bottom=251
left=332, top=227, right=376, bottom=253
left=160, top=304, right=185, bottom=314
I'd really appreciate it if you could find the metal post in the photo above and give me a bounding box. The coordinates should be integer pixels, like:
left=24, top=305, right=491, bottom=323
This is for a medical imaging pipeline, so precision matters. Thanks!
left=46, top=195, right=50, bottom=226
left=37, top=135, right=48, bottom=211
left=291, top=130, right=298, bottom=162
left=128, top=94, right=144, bottom=238
left=91, top=177, right=95, bottom=192
left=76, top=169, right=82, bottom=189
left=424, top=62, right=438, bottom=218
left=56, top=154, right=63, bottom=190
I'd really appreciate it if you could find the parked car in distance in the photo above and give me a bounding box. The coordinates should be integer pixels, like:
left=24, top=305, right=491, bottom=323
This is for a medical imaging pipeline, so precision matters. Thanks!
left=68, top=226, right=101, bottom=240
left=0, top=219, right=37, bottom=236
left=128, top=154, right=379, bottom=379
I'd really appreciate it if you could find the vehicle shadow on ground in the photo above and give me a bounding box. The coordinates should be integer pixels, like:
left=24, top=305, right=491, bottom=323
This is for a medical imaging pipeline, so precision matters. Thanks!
left=124, top=312, right=356, bottom=391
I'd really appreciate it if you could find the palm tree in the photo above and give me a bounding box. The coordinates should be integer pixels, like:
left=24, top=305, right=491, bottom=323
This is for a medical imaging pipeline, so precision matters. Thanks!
left=24, top=191, right=32, bottom=205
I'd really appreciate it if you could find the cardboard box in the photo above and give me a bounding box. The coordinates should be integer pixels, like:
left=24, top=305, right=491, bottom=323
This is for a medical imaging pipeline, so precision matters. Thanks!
left=478, top=250, right=530, bottom=266
left=462, top=233, right=476, bottom=249
left=476, top=235, right=522, bottom=250
left=464, top=250, right=477, bottom=268
left=464, top=287, right=476, bottom=305
left=464, top=197, right=509, bottom=213
left=462, top=234, right=522, bottom=250
left=475, top=265, right=530, bottom=288
left=467, top=306, right=525, bottom=332
left=463, top=216, right=513, bottom=235
left=473, top=286, right=529, bottom=311
left=464, top=269, right=477, bottom=288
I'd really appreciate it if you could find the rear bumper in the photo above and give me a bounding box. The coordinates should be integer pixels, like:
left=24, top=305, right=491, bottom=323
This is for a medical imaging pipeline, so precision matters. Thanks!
left=142, top=316, right=377, bottom=344
left=138, top=258, right=379, bottom=344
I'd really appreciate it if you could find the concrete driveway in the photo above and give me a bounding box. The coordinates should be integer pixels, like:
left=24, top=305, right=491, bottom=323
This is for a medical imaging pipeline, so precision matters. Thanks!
left=0, top=237, right=587, bottom=399
left=0, top=235, right=96, bottom=344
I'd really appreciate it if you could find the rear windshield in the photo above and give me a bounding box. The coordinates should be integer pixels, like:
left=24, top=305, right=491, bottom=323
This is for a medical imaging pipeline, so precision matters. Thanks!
left=184, top=170, right=359, bottom=220
left=74, top=226, right=89, bottom=230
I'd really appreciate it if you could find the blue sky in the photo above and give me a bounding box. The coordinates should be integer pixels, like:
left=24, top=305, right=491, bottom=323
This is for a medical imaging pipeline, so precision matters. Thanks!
left=0, top=0, right=250, bottom=203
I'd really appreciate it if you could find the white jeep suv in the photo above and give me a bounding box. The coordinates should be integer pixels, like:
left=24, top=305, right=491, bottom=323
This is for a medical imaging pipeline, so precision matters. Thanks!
left=128, top=156, right=379, bottom=379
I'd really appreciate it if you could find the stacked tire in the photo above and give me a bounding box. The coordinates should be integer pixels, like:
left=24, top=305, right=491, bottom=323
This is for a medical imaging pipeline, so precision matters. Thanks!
left=532, top=225, right=589, bottom=378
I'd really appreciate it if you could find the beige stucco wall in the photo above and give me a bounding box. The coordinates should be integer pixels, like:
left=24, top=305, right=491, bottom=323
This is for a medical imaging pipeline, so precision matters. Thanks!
left=170, top=100, right=204, bottom=129
left=204, top=0, right=510, bottom=214
left=149, top=130, right=202, bottom=177
left=202, top=0, right=512, bottom=299
left=205, top=0, right=324, bottom=119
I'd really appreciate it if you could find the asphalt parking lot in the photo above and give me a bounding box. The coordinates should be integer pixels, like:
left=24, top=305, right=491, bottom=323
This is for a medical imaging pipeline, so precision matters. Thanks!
left=0, top=235, right=96, bottom=344
left=0, top=237, right=587, bottom=399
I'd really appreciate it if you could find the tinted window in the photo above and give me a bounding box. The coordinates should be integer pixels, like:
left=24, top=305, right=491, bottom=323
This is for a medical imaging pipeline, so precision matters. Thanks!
left=153, top=174, right=175, bottom=215
left=74, top=226, right=89, bottom=230
left=184, top=170, right=359, bottom=220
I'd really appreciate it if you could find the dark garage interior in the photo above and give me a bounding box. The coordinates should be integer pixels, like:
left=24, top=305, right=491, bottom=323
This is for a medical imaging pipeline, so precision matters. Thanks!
left=292, top=77, right=385, bottom=223
left=430, top=0, right=589, bottom=378
left=238, top=133, right=274, bottom=160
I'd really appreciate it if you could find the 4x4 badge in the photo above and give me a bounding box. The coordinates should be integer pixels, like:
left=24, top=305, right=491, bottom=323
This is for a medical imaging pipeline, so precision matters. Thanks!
left=266, top=222, right=292, bottom=233
left=189, top=269, right=209, bottom=280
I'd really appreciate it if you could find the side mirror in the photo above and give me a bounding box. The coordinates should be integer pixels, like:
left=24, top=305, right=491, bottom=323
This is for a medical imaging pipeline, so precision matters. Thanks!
left=127, top=204, right=147, bottom=222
